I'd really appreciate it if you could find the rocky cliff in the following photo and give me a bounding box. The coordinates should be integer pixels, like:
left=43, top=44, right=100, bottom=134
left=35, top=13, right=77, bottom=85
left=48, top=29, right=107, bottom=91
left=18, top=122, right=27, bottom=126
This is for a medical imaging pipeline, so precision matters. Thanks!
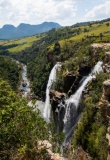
left=98, top=51, right=110, bottom=160
left=99, top=79, right=110, bottom=160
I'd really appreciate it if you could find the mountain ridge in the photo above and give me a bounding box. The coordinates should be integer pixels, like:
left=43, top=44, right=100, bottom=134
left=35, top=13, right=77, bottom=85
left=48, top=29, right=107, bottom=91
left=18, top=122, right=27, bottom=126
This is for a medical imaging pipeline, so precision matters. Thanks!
left=0, top=22, right=61, bottom=40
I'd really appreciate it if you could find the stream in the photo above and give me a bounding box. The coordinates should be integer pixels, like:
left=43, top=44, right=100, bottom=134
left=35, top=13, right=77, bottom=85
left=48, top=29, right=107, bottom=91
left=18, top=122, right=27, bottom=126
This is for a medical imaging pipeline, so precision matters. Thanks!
left=16, top=61, right=45, bottom=115
left=19, top=64, right=31, bottom=97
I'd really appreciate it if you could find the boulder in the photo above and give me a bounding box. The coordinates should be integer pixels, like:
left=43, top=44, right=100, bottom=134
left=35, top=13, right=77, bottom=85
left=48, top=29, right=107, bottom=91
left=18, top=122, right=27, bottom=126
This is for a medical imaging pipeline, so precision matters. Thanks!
left=104, top=52, right=110, bottom=64
left=22, top=80, right=27, bottom=87
left=103, top=64, right=110, bottom=74
left=50, top=90, right=66, bottom=100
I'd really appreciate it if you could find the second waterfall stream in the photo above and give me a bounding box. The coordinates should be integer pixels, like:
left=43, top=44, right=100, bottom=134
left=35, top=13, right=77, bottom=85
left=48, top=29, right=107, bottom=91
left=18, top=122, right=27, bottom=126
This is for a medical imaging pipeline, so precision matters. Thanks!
left=43, top=62, right=61, bottom=122
left=63, top=61, right=103, bottom=144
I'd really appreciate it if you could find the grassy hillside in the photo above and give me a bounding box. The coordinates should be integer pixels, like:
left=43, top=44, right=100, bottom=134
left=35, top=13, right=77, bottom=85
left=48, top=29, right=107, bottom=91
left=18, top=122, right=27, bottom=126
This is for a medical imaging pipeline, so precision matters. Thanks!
left=58, top=21, right=110, bottom=47
left=0, top=34, right=44, bottom=53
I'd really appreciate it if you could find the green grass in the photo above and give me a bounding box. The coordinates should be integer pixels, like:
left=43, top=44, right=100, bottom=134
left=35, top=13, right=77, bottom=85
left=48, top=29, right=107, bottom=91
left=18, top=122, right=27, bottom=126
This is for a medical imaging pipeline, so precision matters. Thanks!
left=58, top=21, right=110, bottom=47
left=0, top=35, right=43, bottom=53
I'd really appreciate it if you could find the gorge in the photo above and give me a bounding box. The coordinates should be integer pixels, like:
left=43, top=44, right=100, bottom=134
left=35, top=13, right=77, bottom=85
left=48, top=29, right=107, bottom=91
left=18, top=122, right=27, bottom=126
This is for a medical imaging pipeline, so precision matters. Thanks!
left=13, top=43, right=109, bottom=160
left=44, top=61, right=103, bottom=147
left=1, top=18, right=110, bottom=160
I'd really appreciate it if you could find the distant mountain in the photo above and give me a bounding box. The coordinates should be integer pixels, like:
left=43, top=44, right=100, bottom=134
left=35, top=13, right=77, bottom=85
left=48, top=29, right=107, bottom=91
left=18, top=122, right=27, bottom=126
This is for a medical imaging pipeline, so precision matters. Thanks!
left=0, top=22, right=61, bottom=40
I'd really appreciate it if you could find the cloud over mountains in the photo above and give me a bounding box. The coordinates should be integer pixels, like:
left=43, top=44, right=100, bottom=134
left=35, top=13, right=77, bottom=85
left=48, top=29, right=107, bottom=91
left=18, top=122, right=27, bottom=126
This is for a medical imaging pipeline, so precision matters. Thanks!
left=0, top=0, right=77, bottom=27
left=0, top=0, right=110, bottom=27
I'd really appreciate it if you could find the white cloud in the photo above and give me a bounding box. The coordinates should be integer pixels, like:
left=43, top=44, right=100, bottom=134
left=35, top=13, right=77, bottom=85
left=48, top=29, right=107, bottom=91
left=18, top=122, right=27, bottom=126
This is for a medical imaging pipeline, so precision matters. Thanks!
left=85, top=0, right=110, bottom=20
left=0, top=0, right=77, bottom=27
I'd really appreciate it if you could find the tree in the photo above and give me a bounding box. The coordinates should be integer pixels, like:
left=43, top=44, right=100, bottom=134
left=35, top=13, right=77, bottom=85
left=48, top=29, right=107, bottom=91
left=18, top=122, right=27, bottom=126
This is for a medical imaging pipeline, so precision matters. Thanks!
left=0, top=79, right=49, bottom=159
left=106, top=23, right=109, bottom=27
left=99, top=33, right=103, bottom=40
left=53, top=41, right=61, bottom=55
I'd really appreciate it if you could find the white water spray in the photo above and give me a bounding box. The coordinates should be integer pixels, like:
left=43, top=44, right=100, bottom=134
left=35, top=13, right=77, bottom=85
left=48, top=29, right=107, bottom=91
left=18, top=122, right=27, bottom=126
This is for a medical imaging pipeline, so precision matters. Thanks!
left=63, top=61, right=103, bottom=141
left=43, top=62, right=61, bottom=122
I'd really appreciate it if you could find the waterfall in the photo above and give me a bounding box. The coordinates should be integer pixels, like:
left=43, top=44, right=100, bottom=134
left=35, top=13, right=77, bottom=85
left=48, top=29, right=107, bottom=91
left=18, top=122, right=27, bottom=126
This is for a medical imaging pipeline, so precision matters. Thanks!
left=43, top=62, right=61, bottom=122
left=63, top=61, right=103, bottom=144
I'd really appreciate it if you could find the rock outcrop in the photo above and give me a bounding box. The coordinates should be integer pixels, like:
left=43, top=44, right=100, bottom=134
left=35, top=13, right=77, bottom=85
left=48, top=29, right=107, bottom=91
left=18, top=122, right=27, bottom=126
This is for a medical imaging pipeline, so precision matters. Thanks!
left=50, top=90, right=66, bottom=102
left=97, top=48, right=110, bottom=160
left=91, top=43, right=110, bottom=49
left=98, top=80, right=110, bottom=119
left=22, top=80, right=27, bottom=87
left=99, top=80, right=110, bottom=160
left=37, top=140, right=64, bottom=160
left=50, top=90, right=66, bottom=132
left=103, top=52, right=110, bottom=75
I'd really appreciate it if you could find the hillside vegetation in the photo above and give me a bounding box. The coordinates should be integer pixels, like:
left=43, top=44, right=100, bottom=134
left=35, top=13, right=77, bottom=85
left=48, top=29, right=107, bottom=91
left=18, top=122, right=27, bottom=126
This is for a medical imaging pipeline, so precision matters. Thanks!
left=0, top=18, right=110, bottom=159
left=0, top=34, right=44, bottom=53
left=0, top=56, right=20, bottom=90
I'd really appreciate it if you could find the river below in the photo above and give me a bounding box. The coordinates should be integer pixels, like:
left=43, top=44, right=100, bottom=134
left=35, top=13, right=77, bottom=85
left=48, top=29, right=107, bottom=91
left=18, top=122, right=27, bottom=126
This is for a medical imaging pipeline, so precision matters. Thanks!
left=19, top=64, right=31, bottom=97
left=17, top=61, right=45, bottom=115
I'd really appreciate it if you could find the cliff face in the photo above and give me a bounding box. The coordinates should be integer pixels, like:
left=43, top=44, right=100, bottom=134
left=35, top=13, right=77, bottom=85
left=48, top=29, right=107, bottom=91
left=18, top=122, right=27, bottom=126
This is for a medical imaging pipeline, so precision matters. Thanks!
left=37, top=140, right=64, bottom=160
left=98, top=53, right=110, bottom=118
left=99, top=79, right=110, bottom=160
left=50, top=90, right=66, bottom=133
left=99, top=80, right=110, bottom=119
left=98, top=52, right=110, bottom=160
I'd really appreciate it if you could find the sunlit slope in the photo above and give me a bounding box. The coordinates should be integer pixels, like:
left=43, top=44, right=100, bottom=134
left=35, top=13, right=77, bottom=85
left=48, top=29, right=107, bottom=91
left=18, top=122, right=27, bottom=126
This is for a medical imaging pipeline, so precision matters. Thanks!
left=58, top=21, right=110, bottom=46
left=0, top=35, right=43, bottom=53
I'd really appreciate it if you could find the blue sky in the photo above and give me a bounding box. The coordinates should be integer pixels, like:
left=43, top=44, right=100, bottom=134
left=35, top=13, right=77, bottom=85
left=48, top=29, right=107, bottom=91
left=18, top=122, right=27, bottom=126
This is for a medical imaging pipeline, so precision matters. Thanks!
left=0, top=0, right=110, bottom=27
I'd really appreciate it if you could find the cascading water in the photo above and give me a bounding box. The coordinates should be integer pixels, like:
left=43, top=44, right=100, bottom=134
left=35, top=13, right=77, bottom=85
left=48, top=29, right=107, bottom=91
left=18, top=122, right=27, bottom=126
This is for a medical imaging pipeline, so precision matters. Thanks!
left=43, top=62, right=61, bottom=122
left=63, top=61, right=103, bottom=144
